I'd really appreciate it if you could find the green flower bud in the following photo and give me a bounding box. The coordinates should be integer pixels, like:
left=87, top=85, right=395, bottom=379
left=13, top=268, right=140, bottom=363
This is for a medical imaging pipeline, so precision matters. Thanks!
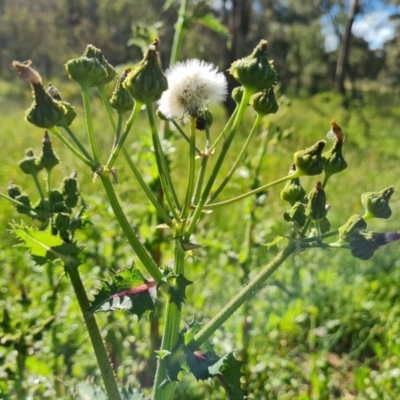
left=13, top=60, right=68, bottom=128
left=47, top=84, right=77, bottom=127
left=8, top=183, right=22, bottom=199
left=229, top=40, right=277, bottom=93
left=49, top=189, right=68, bottom=213
left=123, top=39, right=168, bottom=103
left=65, top=44, right=117, bottom=88
left=195, top=109, right=213, bottom=131
left=280, top=166, right=306, bottom=205
left=361, top=186, right=395, bottom=220
left=53, top=212, right=71, bottom=232
left=319, top=217, right=331, bottom=234
left=283, top=201, right=307, bottom=227
left=15, top=194, right=31, bottom=214
left=37, top=132, right=60, bottom=172
left=232, top=86, right=244, bottom=104
left=110, top=68, right=135, bottom=113
left=294, top=141, right=326, bottom=177
left=322, top=120, right=347, bottom=177
left=348, top=229, right=400, bottom=260
left=338, top=215, right=367, bottom=242
left=19, top=149, right=43, bottom=175
left=305, top=182, right=327, bottom=221
left=26, top=85, right=67, bottom=129
left=62, top=176, right=79, bottom=208
left=250, top=87, right=279, bottom=116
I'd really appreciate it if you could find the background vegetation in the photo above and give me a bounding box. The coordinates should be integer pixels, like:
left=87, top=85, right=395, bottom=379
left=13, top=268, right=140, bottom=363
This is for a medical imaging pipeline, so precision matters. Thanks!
left=1, top=0, right=400, bottom=399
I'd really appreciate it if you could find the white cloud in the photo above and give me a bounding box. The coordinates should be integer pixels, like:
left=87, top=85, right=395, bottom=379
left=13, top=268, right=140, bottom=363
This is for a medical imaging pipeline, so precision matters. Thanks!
left=353, top=10, right=396, bottom=49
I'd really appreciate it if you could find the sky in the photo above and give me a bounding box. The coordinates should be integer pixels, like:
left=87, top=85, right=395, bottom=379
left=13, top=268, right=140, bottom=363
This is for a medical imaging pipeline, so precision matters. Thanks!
left=324, top=6, right=400, bottom=51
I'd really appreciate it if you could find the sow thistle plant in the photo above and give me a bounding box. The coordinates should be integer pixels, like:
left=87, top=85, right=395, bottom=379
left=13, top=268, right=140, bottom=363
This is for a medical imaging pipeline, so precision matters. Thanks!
left=2, top=36, right=399, bottom=400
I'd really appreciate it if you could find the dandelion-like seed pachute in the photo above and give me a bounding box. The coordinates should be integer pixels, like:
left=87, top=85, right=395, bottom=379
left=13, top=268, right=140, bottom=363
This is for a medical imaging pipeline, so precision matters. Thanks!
left=158, top=59, right=228, bottom=123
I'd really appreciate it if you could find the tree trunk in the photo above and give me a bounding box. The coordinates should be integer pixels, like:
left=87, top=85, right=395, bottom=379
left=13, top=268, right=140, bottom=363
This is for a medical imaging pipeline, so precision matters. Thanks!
left=334, top=0, right=359, bottom=96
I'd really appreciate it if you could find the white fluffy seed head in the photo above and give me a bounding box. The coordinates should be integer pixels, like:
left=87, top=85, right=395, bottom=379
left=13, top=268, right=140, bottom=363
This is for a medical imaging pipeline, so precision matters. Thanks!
left=158, top=59, right=228, bottom=122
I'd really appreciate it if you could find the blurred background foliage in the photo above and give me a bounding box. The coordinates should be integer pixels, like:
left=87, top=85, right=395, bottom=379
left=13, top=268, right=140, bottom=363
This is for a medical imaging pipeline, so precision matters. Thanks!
left=1, top=0, right=400, bottom=399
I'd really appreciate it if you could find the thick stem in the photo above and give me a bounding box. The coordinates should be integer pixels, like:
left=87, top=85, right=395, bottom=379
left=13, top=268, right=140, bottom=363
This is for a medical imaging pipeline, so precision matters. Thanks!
left=65, top=263, right=121, bottom=400
left=152, top=238, right=186, bottom=400
left=100, top=174, right=163, bottom=282
left=187, top=241, right=296, bottom=350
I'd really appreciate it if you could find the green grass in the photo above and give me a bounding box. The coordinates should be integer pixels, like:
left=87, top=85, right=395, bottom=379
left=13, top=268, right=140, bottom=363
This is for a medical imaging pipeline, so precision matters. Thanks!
left=0, top=84, right=400, bottom=399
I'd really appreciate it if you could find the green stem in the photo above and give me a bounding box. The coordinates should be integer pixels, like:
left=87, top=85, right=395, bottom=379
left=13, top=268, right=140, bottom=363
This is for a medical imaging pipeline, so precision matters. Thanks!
left=170, top=119, right=202, bottom=155
left=97, top=85, right=117, bottom=132
left=210, top=113, right=263, bottom=202
left=152, top=238, right=186, bottom=400
left=62, top=124, right=95, bottom=163
left=147, top=103, right=181, bottom=221
left=181, top=117, right=196, bottom=219
left=169, top=0, right=189, bottom=65
left=49, top=127, right=97, bottom=169
left=121, top=146, right=172, bottom=225
left=203, top=174, right=292, bottom=210
left=81, top=84, right=102, bottom=165
left=65, top=263, right=122, bottom=400
left=46, top=169, right=52, bottom=214
left=112, top=114, right=123, bottom=150
left=183, top=88, right=253, bottom=241
left=31, top=173, right=47, bottom=210
left=106, top=102, right=142, bottom=169
left=187, top=240, right=296, bottom=351
left=192, top=153, right=209, bottom=206
left=208, top=105, right=239, bottom=153
left=100, top=173, right=163, bottom=282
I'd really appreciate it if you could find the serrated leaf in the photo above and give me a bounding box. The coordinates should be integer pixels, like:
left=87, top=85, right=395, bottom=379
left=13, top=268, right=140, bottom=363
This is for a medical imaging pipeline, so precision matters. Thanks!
left=120, top=386, right=147, bottom=400
left=11, top=223, right=80, bottom=265
left=87, top=266, right=157, bottom=318
left=185, top=347, right=245, bottom=400
left=211, top=352, right=245, bottom=400
left=196, top=13, right=230, bottom=39
left=168, top=273, right=193, bottom=309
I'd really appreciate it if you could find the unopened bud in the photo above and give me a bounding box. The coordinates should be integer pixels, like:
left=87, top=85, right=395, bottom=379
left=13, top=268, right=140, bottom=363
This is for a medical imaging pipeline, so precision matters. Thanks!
left=322, top=120, right=347, bottom=177
left=48, top=84, right=77, bottom=127
left=13, top=61, right=68, bottom=128
left=229, top=40, right=277, bottom=93
left=348, top=229, right=400, bottom=260
left=361, top=186, right=395, bottom=220
left=338, top=215, right=367, bottom=242
left=124, top=39, right=168, bottom=103
left=8, top=183, right=22, bottom=199
left=53, top=212, right=71, bottom=233
left=65, top=44, right=117, bottom=88
left=305, top=182, right=327, bottom=221
left=250, top=87, right=279, bottom=116
left=62, top=176, right=79, bottom=208
left=19, top=149, right=43, bottom=175
left=283, top=201, right=307, bottom=227
left=37, top=132, right=60, bottom=171
left=195, top=109, right=213, bottom=131
left=15, top=194, right=31, bottom=214
left=50, top=189, right=67, bottom=213
left=280, top=165, right=306, bottom=205
left=110, top=68, right=135, bottom=113
left=232, top=86, right=244, bottom=104
left=293, top=141, right=326, bottom=177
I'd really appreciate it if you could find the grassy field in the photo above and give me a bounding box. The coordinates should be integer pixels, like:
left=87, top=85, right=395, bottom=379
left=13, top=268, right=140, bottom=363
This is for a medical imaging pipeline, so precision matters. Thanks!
left=0, top=79, right=399, bottom=399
